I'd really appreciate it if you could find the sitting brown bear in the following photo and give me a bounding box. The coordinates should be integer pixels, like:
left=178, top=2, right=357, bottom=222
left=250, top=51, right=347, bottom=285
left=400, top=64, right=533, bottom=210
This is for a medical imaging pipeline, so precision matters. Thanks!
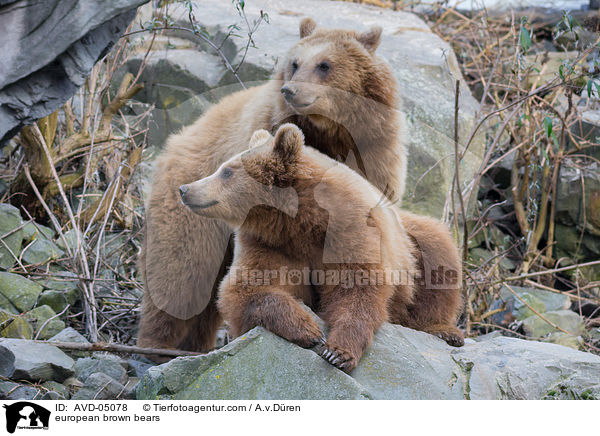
left=179, top=124, right=463, bottom=372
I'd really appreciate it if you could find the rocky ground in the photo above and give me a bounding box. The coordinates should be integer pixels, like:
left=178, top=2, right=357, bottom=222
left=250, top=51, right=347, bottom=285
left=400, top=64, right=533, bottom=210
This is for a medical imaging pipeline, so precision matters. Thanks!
left=1, top=0, right=599, bottom=400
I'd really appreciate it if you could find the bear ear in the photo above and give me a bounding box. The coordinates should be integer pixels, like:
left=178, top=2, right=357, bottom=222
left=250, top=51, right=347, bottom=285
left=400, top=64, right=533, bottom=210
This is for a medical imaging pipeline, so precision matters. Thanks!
left=299, top=17, right=317, bottom=38
left=356, top=26, right=382, bottom=53
left=249, top=129, right=272, bottom=149
left=273, top=123, right=304, bottom=161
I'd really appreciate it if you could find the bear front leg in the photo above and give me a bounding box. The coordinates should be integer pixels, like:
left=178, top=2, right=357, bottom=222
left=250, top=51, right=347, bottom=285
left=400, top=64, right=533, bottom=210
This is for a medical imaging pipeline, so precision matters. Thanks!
left=219, top=283, right=324, bottom=348
left=319, top=284, right=392, bottom=373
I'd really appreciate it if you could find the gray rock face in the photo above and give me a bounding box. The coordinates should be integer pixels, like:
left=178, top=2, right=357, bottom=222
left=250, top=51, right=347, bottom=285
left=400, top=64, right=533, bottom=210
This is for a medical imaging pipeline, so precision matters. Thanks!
left=0, top=272, right=43, bottom=313
left=129, top=0, right=485, bottom=217
left=0, top=338, right=74, bottom=382
left=72, top=372, right=127, bottom=400
left=0, top=0, right=148, bottom=144
left=137, top=323, right=600, bottom=400
left=74, top=357, right=128, bottom=385
left=0, top=203, right=23, bottom=270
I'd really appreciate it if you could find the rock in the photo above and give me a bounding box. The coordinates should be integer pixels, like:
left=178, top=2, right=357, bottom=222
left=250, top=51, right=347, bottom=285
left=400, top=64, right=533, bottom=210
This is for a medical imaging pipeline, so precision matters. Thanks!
left=556, top=159, right=600, bottom=237
left=0, top=338, right=74, bottom=382
left=522, top=310, right=587, bottom=338
left=130, top=0, right=485, bottom=217
left=35, top=276, right=80, bottom=313
left=23, top=305, right=65, bottom=339
left=0, top=203, right=23, bottom=270
left=543, top=332, right=584, bottom=350
left=452, top=336, right=600, bottom=400
left=350, top=323, right=464, bottom=399
left=123, top=378, right=139, bottom=399
left=22, top=239, right=64, bottom=265
left=41, top=380, right=70, bottom=400
left=22, top=222, right=55, bottom=242
left=63, top=377, right=84, bottom=397
left=0, top=381, right=40, bottom=400
left=0, top=309, right=33, bottom=339
left=0, top=341, right=15, bottom=377
left=50, top=327, right=89, bottom=343
left=138, top=318, right=600, bottom=400
left=490, top=285, right=572, bottom=325
left=136, top=327, right=370, bottom=400
left=0, top=0, right=149, bottom=145
left=74, top=357, right=128, bottom=385
left=468, top=248, right=516, bottom=271
left=72, top=372, right=127, bottom=400
left=37, top=290, right=71, bottom=314
left=127, top=358, right=154, bottom=378
left=0, top=272, right=43, bottom=312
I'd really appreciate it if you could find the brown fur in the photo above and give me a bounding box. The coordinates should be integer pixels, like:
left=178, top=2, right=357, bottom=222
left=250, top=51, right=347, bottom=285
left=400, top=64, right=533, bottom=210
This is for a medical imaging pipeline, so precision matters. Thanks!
left=180, top=124, right=463, bottom=372
left=137, top=18, right=409, bottom=354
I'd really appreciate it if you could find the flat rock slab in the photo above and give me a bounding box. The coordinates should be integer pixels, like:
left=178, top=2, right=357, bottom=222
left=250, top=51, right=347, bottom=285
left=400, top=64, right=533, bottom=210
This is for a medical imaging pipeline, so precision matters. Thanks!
left=0, top=338, right=74, bottom=382
left=137, top=323, right=600, bottom=400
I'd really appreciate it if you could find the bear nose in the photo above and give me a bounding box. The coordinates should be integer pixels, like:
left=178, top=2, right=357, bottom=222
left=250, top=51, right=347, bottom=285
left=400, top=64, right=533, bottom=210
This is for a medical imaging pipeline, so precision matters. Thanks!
left=179, top=185, right=189, bottom=199
left=280, top=84, right=297, bottom=100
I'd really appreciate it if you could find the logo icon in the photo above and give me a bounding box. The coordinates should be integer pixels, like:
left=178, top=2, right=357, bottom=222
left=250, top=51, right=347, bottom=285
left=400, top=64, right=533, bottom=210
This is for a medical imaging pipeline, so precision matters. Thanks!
left=3, top=402, right=50, bottom=433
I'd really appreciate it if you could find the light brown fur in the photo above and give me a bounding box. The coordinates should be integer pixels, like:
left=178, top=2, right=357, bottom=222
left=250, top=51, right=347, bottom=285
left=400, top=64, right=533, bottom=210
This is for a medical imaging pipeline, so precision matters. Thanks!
left=137, top=19, right=408, bottom=354
left=180, top=125, right=463, bottom=372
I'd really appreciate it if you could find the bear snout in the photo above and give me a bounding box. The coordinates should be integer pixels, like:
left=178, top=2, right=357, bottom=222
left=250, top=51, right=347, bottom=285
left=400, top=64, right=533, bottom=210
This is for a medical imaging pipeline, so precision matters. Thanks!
left=179, top=184, right=190, bottom=199
left=280, top=84, right=297, bottom=102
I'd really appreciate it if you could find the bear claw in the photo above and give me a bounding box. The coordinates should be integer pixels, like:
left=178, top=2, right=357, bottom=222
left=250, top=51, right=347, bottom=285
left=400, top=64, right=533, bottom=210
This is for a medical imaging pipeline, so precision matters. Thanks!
left=319, top=344, right=357, bottom=372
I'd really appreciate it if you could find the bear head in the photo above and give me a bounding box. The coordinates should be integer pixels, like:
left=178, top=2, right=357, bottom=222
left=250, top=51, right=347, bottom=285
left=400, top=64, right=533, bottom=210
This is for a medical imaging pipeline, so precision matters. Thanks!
left=179, top=124, right=307, bottom=228
left=276, top=18, right=395, bottom=127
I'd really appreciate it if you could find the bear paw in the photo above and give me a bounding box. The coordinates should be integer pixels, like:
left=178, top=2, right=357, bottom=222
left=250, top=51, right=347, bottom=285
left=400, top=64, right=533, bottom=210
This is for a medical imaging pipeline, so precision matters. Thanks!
left=319, top=343, right=359, bottom=373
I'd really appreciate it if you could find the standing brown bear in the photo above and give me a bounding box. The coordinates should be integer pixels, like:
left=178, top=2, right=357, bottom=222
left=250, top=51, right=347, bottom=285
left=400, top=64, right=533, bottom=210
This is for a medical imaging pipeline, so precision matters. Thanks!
left=179, top=124, right=463, bottom=372
left=138, top=18, right=447, bottom=354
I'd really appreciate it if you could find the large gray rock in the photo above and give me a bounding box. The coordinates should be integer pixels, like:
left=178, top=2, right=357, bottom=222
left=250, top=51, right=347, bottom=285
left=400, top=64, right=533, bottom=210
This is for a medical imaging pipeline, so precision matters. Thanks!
left=0, top=203, right=23, bottom=270
left=137, top=322, right=600, bottom=400
left=0, top=0, right=149, bottom=144
left=129, top=0, right=485, bottom=217
left=74, top=357, right=128, bottom=385
left=0, top=338, right=74, bottom=382
left=0, top=272, right=43, bottom=313
left=72, top=372, right=126, bottom=400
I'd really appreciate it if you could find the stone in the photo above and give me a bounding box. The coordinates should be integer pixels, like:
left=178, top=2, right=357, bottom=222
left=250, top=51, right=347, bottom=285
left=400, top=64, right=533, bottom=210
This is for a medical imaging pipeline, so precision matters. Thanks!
left=0, top=338, right=74, bottom=382
left=127, top=358, right=154, bottom=378
left=0, top=272, right=43, bottom=312
left=72, top=372, right=127, bottom=400
left=138, top=317, right=600, bottom=400
left=0, top=381, right=40, bottom=400
left=490, top=285, right=572, bottom=325
left=130, top=0, right=485, bottom=217
left=0, top=203, right=23, bottom=270
left=555, top=160, right=600, bottom=237
left=74, top=357, right=128, bottom=385
left=452, top=336, right=600, bottom=400
left=0, top=309, right=33, bottom=339
left=49, top=327, right=90, bottom=358
left=522, top=310, right=587, bottom=338
left=0, top=341, right=15, bottom=377
left=0, top=0, right=149, bottom=144
left=136, top=327, right=370, bottom=400
left=543, top=332, right=584, bottom=350
left=23, top=305, right=65, bottom=340
left=41, top=380, right=70, bottom=399
left=22, top=222, right=55, bottom=242
left=469, top=248, right=516, bottom=271
left=22, top=239, right=64, bottom=265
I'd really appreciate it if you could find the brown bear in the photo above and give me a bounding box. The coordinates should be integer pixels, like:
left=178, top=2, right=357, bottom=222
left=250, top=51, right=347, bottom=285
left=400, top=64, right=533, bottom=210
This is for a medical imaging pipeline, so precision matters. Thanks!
left=179, top=124, right=464, bottom=372
left=138, top=18, right=408, bottom=354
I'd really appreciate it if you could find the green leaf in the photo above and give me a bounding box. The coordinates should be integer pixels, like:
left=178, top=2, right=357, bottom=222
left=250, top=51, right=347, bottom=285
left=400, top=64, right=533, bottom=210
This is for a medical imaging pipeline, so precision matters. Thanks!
left=587, top=80, right=594, bottom=98
left=519, top=18, right=532, bottom=52
left=543, top=117, right=553, bottom=138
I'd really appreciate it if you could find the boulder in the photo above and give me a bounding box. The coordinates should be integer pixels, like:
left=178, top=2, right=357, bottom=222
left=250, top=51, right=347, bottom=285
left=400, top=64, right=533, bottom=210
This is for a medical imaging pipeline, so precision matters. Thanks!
left=49, top=327, right=90, bottom=358
left=0, top=338, right=74, bottom=382
left=0, top=309, right=33, bottom=339
left=72, top=372, right=127, bottom=400
left=74, top=357, right=128, bottom=385
left=129, top=0, right=485, bottom=217
left=0, top=272, right=43, bottom=313
left=21, top=239, right=64, bottom=265
left=137, top=321, right=600, bottom=400
left=489, top=285, right=572, bottom=325
left=0, top=203, right=23, bottom=270
left=0, top=0, right=149, bottom=144
left=521, top=310, right=587, bottom=338
left=0, top=381, right=40, bottom=400
left=23, top=305, right=65, bottom=339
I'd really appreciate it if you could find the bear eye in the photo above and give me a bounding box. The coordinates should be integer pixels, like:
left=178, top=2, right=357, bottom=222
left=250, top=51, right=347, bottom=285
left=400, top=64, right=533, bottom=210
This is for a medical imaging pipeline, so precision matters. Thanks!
left=220, top=167, right=233, bottom=179
left=317, top=61, right=330, bottom=73
left=291, top=61, right=299, bottom=72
